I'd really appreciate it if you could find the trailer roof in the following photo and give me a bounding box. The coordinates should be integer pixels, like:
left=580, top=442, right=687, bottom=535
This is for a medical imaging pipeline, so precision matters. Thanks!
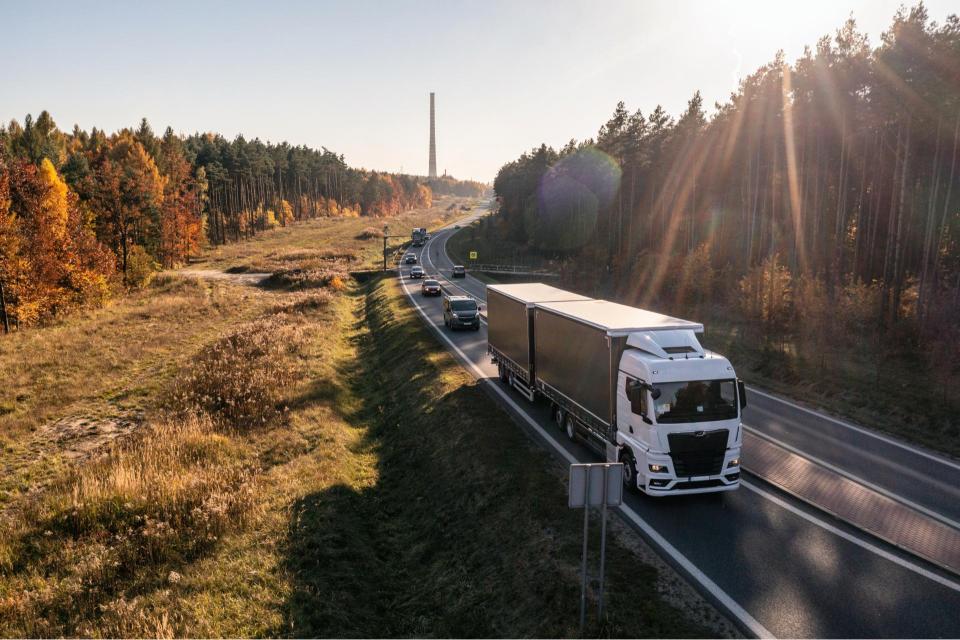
left=487, top=283, right=591, bottom=307
left=535, top=299, right=703, bottom=335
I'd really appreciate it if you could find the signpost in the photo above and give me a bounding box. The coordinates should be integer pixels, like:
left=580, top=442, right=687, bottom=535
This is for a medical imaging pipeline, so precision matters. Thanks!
left=469, top=250, right=478, bottom=260
left=569, top=463, right=623, bottom=632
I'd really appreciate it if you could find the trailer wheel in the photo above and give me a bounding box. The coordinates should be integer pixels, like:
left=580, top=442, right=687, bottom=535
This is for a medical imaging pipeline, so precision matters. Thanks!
left=621, top=451, right=638, bottom=493
left=563, top=413, right=576, bottom=441
left=498, top=364, right=508, bottom=383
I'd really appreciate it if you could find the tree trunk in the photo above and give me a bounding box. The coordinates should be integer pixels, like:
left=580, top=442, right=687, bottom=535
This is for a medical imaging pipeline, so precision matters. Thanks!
left=0, top=279, right=9, bottom=334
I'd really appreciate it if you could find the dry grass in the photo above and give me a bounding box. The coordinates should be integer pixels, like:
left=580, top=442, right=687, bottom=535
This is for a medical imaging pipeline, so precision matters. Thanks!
left=168, top=316, right=305, bottom=430
left=196, top=195, right=475, bottom=273
left=0, top=413, right=258, bottom=637
left=263, top=267, right=349, bottom=292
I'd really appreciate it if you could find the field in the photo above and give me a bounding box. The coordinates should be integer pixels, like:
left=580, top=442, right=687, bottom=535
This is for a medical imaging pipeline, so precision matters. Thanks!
left=0, top=197, right=730, bottom=637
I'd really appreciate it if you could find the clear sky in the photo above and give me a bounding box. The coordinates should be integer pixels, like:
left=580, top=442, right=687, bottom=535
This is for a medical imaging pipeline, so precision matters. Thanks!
left=1, top=1, right=955, bottom=182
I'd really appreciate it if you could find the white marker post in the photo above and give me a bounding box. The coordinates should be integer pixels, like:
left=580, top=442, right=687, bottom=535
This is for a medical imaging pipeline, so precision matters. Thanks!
left=569, top=463, right=623, bottom=632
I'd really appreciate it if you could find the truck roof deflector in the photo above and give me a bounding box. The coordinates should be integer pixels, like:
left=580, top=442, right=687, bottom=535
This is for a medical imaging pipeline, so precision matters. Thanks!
left=626, top=330, right=705, bottom=359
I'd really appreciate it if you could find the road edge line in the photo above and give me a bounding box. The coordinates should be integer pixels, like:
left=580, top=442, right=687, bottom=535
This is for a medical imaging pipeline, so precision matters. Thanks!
left=396, top=270, right=775, bottom=639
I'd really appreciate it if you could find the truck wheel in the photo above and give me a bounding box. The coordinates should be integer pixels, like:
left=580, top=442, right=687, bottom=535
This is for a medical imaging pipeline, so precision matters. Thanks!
left=621, top=451, right=638, bottom=493
left=498, top=364, right=508, bottom=383
left=564, top=413, right=576, bottom=441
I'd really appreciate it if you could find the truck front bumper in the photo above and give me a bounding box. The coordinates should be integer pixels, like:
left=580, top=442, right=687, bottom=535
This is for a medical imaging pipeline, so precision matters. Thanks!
left=641, top=448, right=741, bottom=496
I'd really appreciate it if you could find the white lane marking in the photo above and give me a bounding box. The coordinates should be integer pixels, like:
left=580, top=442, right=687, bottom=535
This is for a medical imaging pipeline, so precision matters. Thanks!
left=397, top=271, right=775, bottom=639
left=745, top=426, right=960, bottom=531
left=741, top=480, right=960, bottom=593
left=747, top=387, right=960, bottom=472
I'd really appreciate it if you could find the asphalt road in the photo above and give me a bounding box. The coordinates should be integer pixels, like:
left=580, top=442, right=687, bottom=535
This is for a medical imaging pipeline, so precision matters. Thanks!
left=396, top=212, right=960, bottom=638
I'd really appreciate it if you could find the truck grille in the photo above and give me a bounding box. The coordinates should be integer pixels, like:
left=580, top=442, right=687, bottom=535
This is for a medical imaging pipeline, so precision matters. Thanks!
left=667, top=429, right=728, bottom=477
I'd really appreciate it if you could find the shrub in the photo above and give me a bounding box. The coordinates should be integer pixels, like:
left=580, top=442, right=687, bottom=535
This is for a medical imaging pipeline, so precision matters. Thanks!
left=269, top=290, right=334, bottom=314
left=355, top=227, right=384, bottom=240
left=125, top=243, right=159, bottom=288
left=265, top=267, right=349, bottom=291
left=169, top=317, right=304, bottom=429
left=739, top=253, right=792, bottom=340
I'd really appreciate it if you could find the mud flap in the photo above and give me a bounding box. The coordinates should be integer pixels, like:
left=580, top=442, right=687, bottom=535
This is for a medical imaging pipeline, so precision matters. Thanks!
left=605, top=441, right=619, bottom=463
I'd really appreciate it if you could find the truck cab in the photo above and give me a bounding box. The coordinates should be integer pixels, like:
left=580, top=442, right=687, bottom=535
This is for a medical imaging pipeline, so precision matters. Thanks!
left=615, top=330, right=744, bottom=495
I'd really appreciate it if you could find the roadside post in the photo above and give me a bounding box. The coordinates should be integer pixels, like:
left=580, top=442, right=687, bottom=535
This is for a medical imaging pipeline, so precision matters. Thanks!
left=569, top=463, right=623, bottom=632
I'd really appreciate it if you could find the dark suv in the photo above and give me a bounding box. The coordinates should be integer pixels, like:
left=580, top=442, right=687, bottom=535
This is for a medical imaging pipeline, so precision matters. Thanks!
left=421, top=279, right=441, bottom=296
left=443, top=295, right=481, bottom=331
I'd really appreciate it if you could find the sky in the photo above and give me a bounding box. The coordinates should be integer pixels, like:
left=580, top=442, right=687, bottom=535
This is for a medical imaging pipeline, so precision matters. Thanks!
left=1, top=1, right=956, bottom=182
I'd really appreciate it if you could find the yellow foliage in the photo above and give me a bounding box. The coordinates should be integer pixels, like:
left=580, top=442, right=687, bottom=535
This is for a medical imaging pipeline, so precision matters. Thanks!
left=328, top=275, right=347, bottom=292
left=278, top=199, right=294, bottom=225
left=38, top=158, right=69, bottom=242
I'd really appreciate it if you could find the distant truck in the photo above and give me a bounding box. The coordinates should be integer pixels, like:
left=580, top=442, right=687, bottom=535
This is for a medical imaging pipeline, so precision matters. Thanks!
left=411, top=227, right=428, bottom=246
left=487, top=283, right=745, bottom=496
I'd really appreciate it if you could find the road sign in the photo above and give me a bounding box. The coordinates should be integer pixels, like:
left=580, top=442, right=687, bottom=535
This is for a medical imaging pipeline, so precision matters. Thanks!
left=569, top=463, right=622, bottom=631
left=568, top=463, right=623, bottom=508
left=469, top=251, right=478, bottom=260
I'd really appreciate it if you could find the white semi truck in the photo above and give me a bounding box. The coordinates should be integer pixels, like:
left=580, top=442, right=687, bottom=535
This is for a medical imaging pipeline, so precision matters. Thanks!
left=487, top=283, right=745, bottom=496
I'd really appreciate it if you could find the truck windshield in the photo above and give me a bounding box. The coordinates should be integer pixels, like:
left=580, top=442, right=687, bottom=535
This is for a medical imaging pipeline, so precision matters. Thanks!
left=451, top=300, right=477, bottom=312
left=653, top=379, right=738, bottom=424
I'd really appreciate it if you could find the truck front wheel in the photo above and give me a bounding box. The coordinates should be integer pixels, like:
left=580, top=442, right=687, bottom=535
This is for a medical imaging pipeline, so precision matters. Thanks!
left=498, top=364, right=508, bottom=383
left=621, top=451, right=639, bottom=493
left=564, top=413, right=576, bottom=441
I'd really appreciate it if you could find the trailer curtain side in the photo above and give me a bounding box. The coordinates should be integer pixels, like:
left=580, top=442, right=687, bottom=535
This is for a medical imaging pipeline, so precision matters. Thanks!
left=534, top=307, right=619, bottom=427
left=487, top=288, right=534, bottom=382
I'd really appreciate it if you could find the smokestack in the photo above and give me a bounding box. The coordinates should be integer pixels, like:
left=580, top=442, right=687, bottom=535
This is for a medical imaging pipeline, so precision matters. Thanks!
left=429, top=92, right=437, bottom=179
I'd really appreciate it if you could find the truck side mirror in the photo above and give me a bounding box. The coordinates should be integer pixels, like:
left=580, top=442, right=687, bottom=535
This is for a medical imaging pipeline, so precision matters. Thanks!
left=650, top=387, right=661, bottom=401
left=737, top=380, right=747, bottom=409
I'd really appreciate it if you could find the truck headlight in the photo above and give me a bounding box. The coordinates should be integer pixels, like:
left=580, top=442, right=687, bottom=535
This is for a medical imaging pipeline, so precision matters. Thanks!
left=727, top=457, right=740, bottom=468
left=648, top=463, right=668, bottom=473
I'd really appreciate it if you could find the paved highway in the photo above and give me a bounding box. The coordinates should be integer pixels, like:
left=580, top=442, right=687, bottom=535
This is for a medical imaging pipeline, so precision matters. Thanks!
left=397, top=212, right=960, bottom=638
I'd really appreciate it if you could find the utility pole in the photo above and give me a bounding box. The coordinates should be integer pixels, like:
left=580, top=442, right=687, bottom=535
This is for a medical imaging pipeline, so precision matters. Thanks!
left=383, top=225, right=390, bottom=271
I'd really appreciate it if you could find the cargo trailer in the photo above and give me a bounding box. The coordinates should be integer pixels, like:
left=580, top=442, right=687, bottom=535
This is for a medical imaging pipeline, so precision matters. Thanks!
left=486, top=283, right=590, bottom=398
left=488, top=290, right=745, bottom=496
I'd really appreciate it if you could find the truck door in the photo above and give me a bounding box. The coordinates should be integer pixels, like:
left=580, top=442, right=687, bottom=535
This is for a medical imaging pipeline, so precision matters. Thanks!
left=617, top=371, right=643, bottom=438
left=617, top=372, right=648, bottom=437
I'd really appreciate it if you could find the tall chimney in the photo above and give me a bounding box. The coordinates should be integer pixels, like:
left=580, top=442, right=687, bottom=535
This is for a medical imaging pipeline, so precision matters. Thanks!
left=429, top=92, right=437, bottom=179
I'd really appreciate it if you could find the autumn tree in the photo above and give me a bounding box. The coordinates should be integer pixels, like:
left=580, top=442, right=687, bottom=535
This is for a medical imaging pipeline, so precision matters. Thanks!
left=90, top=133, right=165, bottom=281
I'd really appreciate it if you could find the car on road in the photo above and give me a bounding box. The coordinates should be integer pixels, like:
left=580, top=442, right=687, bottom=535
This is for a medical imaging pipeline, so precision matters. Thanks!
left=454, top=224, right=461, bottom=229
left=452, top=265, right=466, bottom=278
left=421, top=279, right=441, bottom=296
left=443, top=295, right=481, bottom=331
left=404, top=253, right=418, bottom=264
left=409, top=265, right=425, bottom=279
